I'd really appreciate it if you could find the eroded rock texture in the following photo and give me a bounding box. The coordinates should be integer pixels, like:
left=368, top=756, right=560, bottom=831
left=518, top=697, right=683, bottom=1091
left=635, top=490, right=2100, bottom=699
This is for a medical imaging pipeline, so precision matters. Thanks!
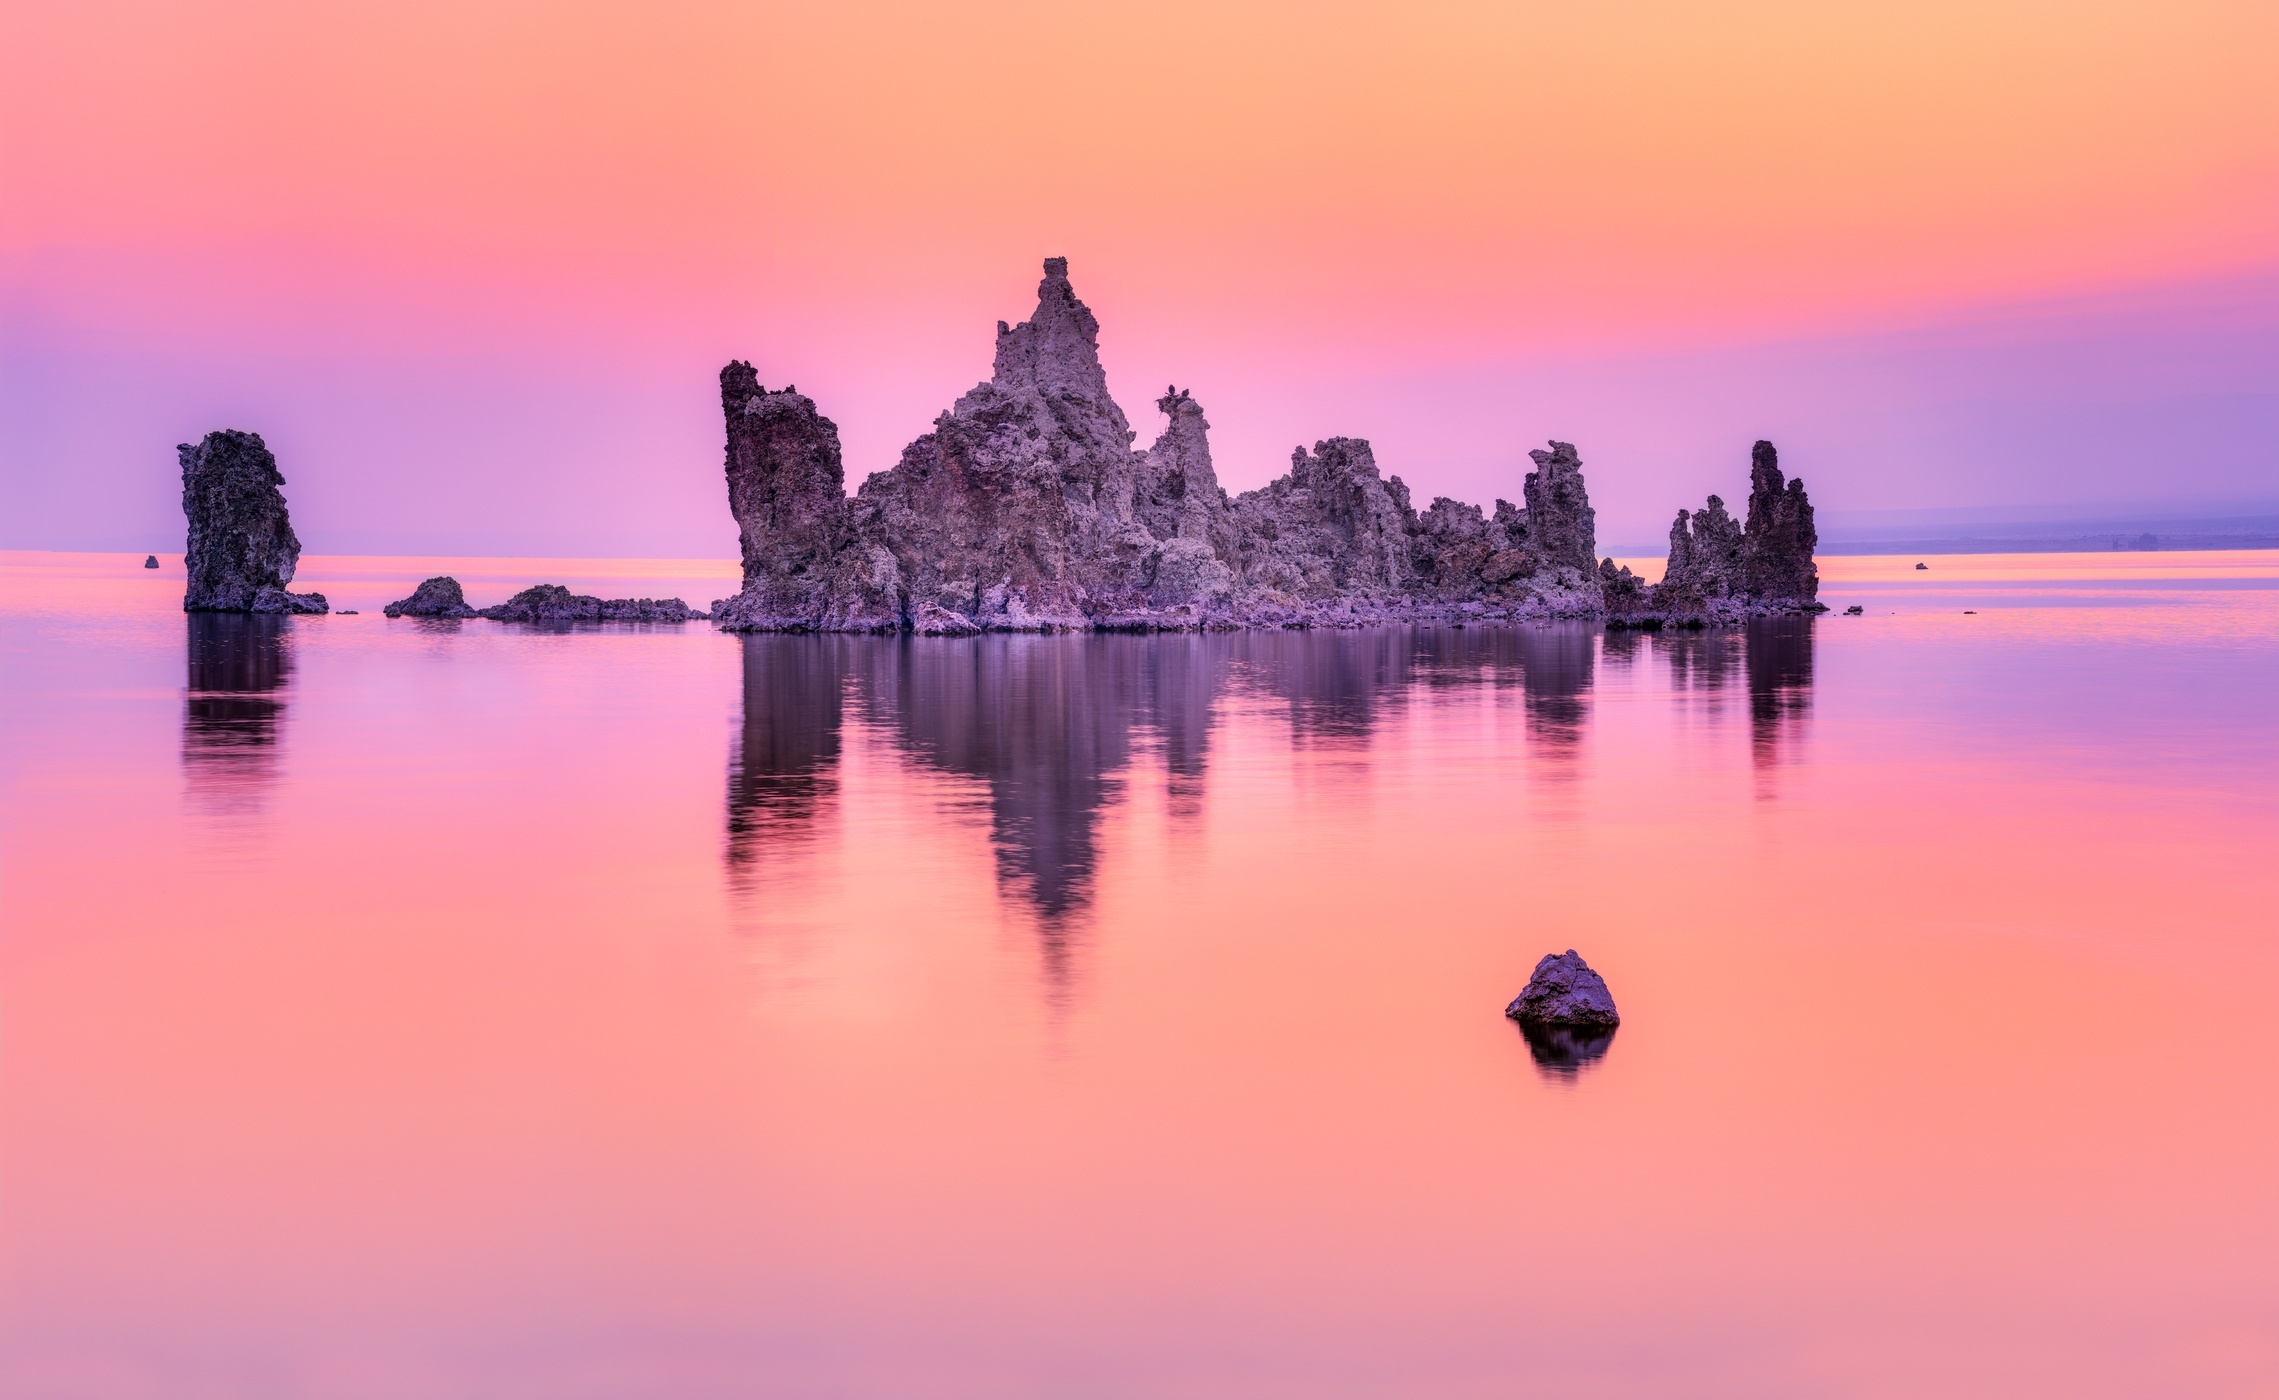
left=480, top=585, right=701, bottom=623
left=180, top=430, right=327, bottom=614
left=1610, top=439, right=1824, bottom=625
left=713, top=259, right=1616, bottom=632
left=383, top=576, right=479, bottom=619
left=1505, top=949, right=1621, bottom=1028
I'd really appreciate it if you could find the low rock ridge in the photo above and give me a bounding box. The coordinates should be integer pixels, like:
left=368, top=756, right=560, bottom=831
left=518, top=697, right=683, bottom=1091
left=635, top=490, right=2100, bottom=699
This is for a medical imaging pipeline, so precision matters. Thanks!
left=383, top=577, right=704, bottom=622
left=713, top=259, right=1649, bottom=633
left=180, top=430, right=328, bottom=614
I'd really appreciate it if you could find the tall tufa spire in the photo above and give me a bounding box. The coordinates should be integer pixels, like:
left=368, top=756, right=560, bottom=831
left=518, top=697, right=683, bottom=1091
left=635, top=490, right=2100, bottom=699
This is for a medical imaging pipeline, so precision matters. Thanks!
left=991, top=256, right=1112, bottom=402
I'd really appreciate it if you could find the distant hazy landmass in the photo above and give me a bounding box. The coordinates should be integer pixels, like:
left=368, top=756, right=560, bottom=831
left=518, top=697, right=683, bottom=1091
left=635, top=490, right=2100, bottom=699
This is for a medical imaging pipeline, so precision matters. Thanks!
left=1615, top=505, right=2279, bottom=557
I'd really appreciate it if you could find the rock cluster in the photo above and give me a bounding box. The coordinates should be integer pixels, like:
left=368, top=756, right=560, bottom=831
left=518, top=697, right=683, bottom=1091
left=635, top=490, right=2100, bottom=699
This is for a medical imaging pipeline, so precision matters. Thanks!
left=477, top=584, right=702, bottom=623
left=1505, top=949, right=1621, bottom=1028
left=180, top=430, right=328, bottom=614
left=713, top=259, right=1617, bottom=632
left=1604, top=440, right=1822, bottom=625
left=379, top=576, right=702, bottom=622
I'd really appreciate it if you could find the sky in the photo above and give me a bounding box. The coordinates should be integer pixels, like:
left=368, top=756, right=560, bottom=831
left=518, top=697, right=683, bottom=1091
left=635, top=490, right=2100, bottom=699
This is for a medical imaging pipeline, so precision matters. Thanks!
left=3, top=0, right=2275, bottom=556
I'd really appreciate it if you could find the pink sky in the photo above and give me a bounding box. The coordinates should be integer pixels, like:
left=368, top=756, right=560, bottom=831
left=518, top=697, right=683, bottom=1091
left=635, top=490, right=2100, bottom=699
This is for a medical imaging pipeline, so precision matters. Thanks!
left=3, top=0, right=2275, bottom=554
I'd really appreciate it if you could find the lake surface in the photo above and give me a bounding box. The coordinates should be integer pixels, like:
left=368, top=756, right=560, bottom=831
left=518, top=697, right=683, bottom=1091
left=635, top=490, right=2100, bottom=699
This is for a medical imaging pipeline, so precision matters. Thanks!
left=3, top=550, right=2276, bottom=1398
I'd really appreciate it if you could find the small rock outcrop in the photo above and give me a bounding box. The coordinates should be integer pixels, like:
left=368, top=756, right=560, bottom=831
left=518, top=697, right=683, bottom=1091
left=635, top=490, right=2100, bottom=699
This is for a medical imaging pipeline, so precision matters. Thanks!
left=144, top=555, right=159, bottom=569
left=479, top=584, right=701, bottom=623
left=1607, top=440, right=1823, bottom=625
left=383, top=576, right=480, bottom=618
left=714, top=260, right=1615, bottom=632
left=1505, top=949, right=1621, bottom=1028
left=180, top=430, right=327, bottom=614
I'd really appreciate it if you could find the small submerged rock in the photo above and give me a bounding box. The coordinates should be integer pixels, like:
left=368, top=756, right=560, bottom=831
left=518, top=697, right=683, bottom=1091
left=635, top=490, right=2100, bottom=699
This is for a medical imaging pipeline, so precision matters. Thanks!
left=1915, top=562, right=1928, bottom=570
left=1505, top=949, right=1620, bottom=1028
left=144, top=555, right=159, bottom=569
left=383, top=576, right=480, bottom=619
left=1844, top=604, right=1864, bottom=616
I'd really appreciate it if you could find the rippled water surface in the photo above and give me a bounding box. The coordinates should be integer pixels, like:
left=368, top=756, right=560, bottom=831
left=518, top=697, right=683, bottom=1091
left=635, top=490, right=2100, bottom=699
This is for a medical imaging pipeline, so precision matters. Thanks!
left=4, top=551, right=2277, bottom=1398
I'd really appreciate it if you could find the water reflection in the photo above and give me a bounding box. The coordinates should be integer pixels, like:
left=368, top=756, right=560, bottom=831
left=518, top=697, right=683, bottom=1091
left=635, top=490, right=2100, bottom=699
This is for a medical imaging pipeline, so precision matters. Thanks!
left=182, top=613, right=293, bottom=815
left=1515, top=1020, right=1618, bottom=1079
left=725, top=623, right=1810, bottom=980
left=1745, top=618, right=1815, bottom=773
left=854, top=638, right=1229, bottom=994
left=1660, top=627, right=1742, bottom=698
left=726, top=637, right=849, bottom=878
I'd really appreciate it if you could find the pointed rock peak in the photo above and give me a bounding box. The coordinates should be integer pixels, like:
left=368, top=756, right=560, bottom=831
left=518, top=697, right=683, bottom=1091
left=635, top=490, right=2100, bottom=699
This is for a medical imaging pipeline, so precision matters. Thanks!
left=1528, top=440, right=1582, bottom=471
left=1751, top=439, right=1784, bottom=493
left=992, top=256, right=1110, bottom=401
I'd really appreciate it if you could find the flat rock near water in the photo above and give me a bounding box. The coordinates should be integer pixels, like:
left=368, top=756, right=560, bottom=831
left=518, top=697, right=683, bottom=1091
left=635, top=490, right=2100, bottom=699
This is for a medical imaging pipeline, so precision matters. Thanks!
left=1505, top=950, right=1621, bottom=1028
left=380, top=577, right=703, bottom=623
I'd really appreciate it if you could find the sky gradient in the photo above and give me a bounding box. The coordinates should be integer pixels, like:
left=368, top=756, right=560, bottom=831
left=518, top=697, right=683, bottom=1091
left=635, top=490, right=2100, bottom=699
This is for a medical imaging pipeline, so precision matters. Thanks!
left=4, top=0, right=2276, bottom=555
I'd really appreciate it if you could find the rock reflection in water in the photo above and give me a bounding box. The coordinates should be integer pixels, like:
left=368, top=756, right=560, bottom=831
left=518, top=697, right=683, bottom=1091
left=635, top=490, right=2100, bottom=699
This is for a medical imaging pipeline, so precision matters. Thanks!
left=723, top=623, right=1784, bottom=984
left=1516, top=1020, right=1618, bottom=1078
left=855, top=637, right=1228, bottom=976
left=182, top=613, right=293, bottom=814
left=1660, top=626, right=1742, bottom=696
left=1238, top=629, right=1408, bottom=746
left=726, top=636, right=849, bottom=878
left=1745, top=617, right=1815, bottom=771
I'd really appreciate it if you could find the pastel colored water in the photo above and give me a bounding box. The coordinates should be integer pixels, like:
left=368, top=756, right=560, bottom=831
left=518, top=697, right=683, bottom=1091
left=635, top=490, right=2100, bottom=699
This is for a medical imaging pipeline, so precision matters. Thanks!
left=2, top=551, right=2275, bottom=1398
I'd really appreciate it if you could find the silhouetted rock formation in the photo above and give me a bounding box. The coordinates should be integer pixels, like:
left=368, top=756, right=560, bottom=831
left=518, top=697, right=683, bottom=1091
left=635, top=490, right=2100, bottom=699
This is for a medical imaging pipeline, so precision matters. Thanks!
left=714, top=259, right=1613, bottom=632
left=1741, top=441, right=1819, bottom=601
left=383, top=576, right=480, bottom=618
left=1505, top=949, right=1621, bottom=1028
left=180, top=430, right=327, bottom=614
left=1609, top=440, right=1823, bottom=625
left=479, top=584, right=702, bottom=623
left=144, top=555, right=159, bottom=569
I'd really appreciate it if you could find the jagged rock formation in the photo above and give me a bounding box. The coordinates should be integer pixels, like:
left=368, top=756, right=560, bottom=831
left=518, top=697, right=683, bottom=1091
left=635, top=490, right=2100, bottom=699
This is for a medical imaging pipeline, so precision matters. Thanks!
left=478, top=584, right=701, bottom=623
left=713, top=259, right=1614, bottom=632
left=383, top=576, right=481, bottom=618
left=180, top=430, right=327, bottom=614
left=1605, top=440, right=1823, bottom=625
left=1505, top=949, right=1621, bottom=1028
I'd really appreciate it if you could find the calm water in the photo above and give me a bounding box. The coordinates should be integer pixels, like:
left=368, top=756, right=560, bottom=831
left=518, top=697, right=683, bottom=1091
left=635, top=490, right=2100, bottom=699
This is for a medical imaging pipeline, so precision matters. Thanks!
left=3, top=550, right=2276, bottom=1398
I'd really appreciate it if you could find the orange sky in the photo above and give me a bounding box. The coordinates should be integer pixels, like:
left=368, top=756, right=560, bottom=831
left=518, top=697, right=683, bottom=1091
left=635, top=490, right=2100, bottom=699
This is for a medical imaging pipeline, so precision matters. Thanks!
left=7, top=0, right=2275, bottom=353
left=3, top=0, right=2276, bottom=552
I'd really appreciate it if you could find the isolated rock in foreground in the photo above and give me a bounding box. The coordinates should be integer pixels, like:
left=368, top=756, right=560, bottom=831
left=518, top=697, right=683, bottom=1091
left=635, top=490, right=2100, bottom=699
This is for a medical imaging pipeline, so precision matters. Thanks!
left=180, top=430, right=327, bottom=614
left=383, top=576, right=480, bottom=618
left=1505, top=949, right=1620, bottom=1027
left=480, top=584, right=701, bottom=623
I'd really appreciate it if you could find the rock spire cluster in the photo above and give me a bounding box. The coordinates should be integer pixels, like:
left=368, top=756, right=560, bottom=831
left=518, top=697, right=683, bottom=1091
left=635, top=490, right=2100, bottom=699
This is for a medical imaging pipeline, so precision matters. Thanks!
left=1602, top=440, right=1821, bottom=625
left=713, top=259, right=1657, bottom=632
left=180, top=430, right=327, bottom=614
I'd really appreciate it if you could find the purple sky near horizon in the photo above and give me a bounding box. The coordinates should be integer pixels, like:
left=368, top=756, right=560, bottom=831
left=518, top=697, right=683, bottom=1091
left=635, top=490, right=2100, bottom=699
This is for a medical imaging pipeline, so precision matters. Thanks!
left=5, top=264, right=2274, bottom=557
